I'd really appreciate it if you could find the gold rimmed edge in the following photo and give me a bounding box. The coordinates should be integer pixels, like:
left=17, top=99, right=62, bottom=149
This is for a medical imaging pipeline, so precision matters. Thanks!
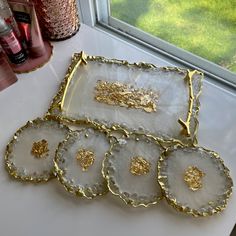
left=46, top=51, right=203, bottom=145
left=4, top=116, right=70, bottom=183
left=102, top=133, right=164, bottom=207
left=60, top=51, right=87, bottom=109
left=47, top=51, right=87, bottom=115
left=54, top=128, right=110, bottom=199
left=81, top=54, right=203, bottom=146
left=44, top=114, right=186, bottom=149
left=157, top=145, right=233, bottom=217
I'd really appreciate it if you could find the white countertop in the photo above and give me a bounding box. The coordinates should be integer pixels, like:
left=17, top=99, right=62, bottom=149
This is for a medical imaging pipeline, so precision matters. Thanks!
left=0, top=24, right=235, bottom=236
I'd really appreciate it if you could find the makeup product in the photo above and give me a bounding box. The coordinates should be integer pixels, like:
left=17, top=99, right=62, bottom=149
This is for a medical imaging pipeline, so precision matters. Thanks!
left=29, top=2, right=46, bottom=57
left=0, top=50, right=18, bottom=91
left=9, top=0, right=31, bottom=47
left=0, top=17, right=27, bottom=64
left=9, top=0, right=46, bottom=57
left=0, top=0, right=21, bottom=38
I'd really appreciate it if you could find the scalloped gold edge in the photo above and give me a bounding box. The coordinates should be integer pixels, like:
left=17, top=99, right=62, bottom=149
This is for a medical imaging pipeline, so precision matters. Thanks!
left=46, top=51, right=203, bottom=146
left=102, top=133, right=164, bottom=207
left=157, top=145, right=233, bottom=217
left=4, top=116, right=70, bottom=183
left=54, top=129, right=109, bottom=199
left=44, top=114, right=185, bottom=149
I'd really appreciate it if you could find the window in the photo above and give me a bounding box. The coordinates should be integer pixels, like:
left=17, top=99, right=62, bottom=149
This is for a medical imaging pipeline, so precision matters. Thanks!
left=78, top=0, right=236, bottom=87
left=110, top=0, right=236, bottom=72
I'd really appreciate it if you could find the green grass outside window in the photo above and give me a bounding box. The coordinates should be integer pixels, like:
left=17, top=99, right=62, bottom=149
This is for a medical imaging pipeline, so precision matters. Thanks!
left=111, top=0, right=236, bottom=72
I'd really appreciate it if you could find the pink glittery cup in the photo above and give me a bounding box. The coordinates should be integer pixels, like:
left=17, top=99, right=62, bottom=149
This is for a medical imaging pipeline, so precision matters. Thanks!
left=32, top=0, right=80, bottom=40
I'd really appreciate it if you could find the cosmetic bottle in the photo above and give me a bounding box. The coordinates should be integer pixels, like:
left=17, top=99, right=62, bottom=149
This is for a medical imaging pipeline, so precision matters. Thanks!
left=9, top=0, right=46, bottom=58
left=0, top=0, right=21, bottom=38
left=0, top=17, right=27, bottom=64
left=0, top=50, right=18, bottom=91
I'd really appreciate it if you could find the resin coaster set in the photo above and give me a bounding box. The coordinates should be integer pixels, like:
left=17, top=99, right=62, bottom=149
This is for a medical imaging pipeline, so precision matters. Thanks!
left=5, top=52, right=233, bottom=217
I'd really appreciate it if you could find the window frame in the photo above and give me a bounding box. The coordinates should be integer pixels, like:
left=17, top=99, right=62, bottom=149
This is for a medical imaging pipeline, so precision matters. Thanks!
left=77, top=0, right=236, bottom=88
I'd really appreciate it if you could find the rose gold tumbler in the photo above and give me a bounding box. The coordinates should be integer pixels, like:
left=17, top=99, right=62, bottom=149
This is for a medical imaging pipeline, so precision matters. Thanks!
left=32, top=0, right=80, bottom=40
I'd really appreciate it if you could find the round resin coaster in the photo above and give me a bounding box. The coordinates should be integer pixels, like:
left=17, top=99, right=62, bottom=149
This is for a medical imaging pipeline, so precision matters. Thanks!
left=54, top=128, right=110, bottom=199
left=158, top=146, right=233, bottom=217
left=102, top=134, right=163, bottom=207
left=5, top=117, right=69, bottom=182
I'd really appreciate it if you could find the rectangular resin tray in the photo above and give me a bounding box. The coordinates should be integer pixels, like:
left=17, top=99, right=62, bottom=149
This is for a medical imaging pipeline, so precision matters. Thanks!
left=47, top=52, right=203, bottom=144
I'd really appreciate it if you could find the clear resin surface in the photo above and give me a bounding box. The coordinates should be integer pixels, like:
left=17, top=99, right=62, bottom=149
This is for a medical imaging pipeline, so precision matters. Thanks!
left=103, top=134, right=163, bottom=207
left=158, top=146, right=233, bottom=216
left=5, top=118, right=69, bottom=182
left=55, top=128, right=110, bottom=198
left=48, top=53, right=203, bottom=144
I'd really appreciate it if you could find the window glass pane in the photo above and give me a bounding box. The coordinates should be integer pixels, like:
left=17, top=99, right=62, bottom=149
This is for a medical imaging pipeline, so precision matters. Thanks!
left=110, top=0, right=236, bottom=73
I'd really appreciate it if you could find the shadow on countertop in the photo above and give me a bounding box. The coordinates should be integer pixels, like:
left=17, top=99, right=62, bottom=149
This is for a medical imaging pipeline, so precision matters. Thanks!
left=231, top=225, right=236, bottom=236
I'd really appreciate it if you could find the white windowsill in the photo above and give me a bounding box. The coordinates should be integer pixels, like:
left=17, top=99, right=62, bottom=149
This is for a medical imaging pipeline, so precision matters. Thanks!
left=0, top=23, right=235, bottom=236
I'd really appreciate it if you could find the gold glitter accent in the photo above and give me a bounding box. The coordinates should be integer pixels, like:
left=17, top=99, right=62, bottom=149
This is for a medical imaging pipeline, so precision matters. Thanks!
left=130, top=156, right=151, bottom=176
left=31, top=139, right=49, bottom=158
left=76, top=149, right=95, bottom=171
left=184, top=166, right=205, bottom=191
left=94, top=80, right=158, bottom=113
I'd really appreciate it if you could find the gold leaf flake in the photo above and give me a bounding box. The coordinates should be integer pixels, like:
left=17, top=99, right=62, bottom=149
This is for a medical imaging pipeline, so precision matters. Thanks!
left=76, top=149, right=95, bottom=171
left=31, top=139, right=49, bottom=158
left=130, top=156, right=151, bottom=176
left=184, top=166, right=205, bottom=191
left=94, top=80, right=158, bottom=113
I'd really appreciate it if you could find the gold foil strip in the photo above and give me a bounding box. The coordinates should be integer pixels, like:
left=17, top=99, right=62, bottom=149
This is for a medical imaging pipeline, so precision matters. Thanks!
left=130, top=156, right=151, bottom=176
left=158, top=146, right=233, bottom=217
left=184, top=166, right=205, bottom=191
left=94, top=80, right=158, bottom=113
